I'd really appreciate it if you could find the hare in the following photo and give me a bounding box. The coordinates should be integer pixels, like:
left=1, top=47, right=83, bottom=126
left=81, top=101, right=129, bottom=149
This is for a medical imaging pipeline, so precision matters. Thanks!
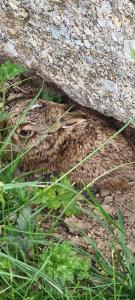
left=7, top=98, right=135, bottom=191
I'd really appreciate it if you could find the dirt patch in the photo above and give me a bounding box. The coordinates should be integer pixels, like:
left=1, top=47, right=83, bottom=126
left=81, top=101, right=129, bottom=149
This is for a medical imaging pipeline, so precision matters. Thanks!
left=40, top=188, right=135, bottom=257
left=62, top=189, right=135, bottom=256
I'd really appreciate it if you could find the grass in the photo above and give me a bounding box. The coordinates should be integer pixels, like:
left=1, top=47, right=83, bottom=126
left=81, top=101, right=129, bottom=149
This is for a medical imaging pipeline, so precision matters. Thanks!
left=0, top=61, right=135, bottom=299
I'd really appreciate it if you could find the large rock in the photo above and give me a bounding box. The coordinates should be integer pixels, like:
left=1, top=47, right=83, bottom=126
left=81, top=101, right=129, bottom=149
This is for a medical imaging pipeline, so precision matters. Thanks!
left=0, top=0, right=135, bottom=124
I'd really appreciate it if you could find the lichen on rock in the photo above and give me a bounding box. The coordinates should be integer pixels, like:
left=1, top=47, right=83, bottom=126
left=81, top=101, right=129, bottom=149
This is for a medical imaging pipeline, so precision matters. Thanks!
left=0, top=0, right=135, bottom=124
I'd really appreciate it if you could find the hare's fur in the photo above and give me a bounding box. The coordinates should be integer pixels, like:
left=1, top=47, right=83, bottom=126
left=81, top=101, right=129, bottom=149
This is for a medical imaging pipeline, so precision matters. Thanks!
left=7, top=98, right=135, bottom=191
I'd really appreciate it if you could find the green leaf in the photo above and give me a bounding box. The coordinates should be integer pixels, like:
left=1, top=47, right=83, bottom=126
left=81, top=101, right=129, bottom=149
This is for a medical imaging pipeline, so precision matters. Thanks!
left=39, top=90, right=62, bottom=103
left=40, top=242, right=90, bottom=285
left=17, top=206, right=35, bottom=231
left=117, top=208, right=126, bottom=245
left=0, top=111, right=9, bottom=122
left=0, top=61, right=25, bottom=86
left=129, top=44, right=135, bottom=60
left=35, top=176, right=80, bottom=216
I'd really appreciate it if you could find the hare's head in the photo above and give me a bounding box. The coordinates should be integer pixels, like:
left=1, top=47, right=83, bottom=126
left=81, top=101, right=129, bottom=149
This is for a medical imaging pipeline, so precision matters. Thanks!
left=7, top=98, right=87, bottom=171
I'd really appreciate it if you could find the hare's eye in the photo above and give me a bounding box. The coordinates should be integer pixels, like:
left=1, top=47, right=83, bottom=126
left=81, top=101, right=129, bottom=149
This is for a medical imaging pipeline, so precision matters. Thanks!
left=19, top=129, right=32, bottom=138
left=16, top=125, right=35, bottom=139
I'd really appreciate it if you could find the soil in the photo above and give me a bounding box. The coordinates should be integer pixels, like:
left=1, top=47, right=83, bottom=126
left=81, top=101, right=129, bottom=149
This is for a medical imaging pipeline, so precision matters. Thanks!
left=59, top=189, right=135, bottom=256
left=3, top=72, right=135, bottom=257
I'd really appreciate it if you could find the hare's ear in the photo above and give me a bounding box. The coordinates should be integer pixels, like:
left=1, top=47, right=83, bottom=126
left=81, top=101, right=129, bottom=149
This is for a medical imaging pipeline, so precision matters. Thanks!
left=39, top=99, right=68, bottom=110
left=62, top=118, right=87, bottom=130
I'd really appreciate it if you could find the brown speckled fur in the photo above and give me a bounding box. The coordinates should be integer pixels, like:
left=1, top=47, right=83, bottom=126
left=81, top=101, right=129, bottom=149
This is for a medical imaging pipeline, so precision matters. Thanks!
left=7, top=98, right=135, bottom=191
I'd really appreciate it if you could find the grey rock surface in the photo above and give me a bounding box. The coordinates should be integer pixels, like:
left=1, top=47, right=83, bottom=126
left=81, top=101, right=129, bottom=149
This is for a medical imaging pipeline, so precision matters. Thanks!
left=0, top=0, right=135, bottom=124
